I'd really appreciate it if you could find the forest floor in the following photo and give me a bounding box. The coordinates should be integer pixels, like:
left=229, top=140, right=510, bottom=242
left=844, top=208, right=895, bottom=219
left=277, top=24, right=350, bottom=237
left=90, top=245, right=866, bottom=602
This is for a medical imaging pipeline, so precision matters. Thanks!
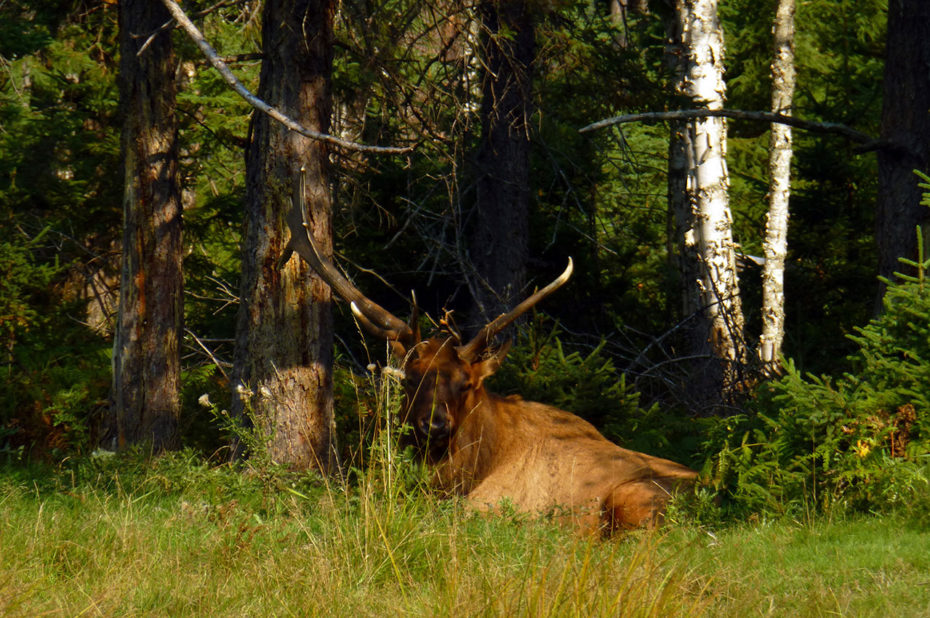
left=1, top=451, right=928, bottom=617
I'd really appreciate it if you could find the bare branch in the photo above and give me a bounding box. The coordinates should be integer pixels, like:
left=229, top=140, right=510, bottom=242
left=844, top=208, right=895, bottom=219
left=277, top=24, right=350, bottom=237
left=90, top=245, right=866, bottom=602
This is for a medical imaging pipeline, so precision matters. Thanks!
left=185, top=328, right=231, bottom=381
left=202, top=53, right=264, bottom=65
left=159, top=0, right=415, bottom=155
left=580, top=108, right=878, bottom=145
left=136, top=0, right=241, bottom=57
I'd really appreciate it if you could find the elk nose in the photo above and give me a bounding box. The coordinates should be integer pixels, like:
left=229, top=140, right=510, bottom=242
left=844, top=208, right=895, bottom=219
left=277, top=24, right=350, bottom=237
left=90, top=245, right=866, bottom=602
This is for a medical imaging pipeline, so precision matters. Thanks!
left=419, top=416, right=448, bottom=438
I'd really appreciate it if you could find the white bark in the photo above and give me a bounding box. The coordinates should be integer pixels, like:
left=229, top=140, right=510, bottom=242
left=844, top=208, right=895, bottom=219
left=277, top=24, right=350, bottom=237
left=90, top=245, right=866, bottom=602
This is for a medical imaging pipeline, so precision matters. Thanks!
left=669, top=0, right=746, bottom=390
left=760, top=0, right=797, bottom=373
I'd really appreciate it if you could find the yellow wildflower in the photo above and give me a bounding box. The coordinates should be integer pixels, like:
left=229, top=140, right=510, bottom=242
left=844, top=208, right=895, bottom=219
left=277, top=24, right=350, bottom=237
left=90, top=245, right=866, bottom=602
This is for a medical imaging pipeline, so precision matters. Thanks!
left=854, top=439, right=871, bottom=458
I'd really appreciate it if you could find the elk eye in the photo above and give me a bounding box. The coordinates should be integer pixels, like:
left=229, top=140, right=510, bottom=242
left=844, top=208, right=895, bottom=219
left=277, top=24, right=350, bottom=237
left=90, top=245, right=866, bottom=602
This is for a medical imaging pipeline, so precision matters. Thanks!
left=451, top=375, right=470, bottom=395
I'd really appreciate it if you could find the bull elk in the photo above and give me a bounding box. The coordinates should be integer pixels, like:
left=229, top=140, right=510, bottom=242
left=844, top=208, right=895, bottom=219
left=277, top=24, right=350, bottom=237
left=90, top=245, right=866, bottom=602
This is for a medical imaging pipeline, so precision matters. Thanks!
left=281, top=171, right=697, bottom=534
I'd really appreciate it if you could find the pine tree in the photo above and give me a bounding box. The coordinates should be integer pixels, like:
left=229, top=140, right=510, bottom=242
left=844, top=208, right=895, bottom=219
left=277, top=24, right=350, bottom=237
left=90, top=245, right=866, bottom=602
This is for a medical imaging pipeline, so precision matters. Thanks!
left=110, top=0, right=183, bottom=451
left=232, top=0, right=336, bottom=471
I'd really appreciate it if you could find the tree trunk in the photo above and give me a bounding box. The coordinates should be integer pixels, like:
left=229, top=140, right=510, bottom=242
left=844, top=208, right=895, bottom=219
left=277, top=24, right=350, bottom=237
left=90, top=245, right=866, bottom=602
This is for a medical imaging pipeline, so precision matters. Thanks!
left=876, top=0, right=930, bottom=299
left=666, top=0, right=746, bottom=408
left=110, top=0, right=183, bottom=451
left=468, top=0, right=535, bottom=326
left=232, top=0, right=336, bottom=472
left=759, top=0, right=797, bottom=374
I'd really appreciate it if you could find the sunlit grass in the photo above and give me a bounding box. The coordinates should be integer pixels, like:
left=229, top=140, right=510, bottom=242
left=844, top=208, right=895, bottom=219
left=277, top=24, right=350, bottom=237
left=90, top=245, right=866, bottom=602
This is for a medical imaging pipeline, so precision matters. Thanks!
left=667, top=517, right=930, bottom=617
left=0, top=452, right=927, bottom=616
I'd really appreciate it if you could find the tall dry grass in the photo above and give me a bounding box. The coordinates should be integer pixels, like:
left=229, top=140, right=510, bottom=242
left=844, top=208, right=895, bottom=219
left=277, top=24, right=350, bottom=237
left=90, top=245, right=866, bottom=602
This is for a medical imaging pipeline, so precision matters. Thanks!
left=0, top=449, right=713, bottom=617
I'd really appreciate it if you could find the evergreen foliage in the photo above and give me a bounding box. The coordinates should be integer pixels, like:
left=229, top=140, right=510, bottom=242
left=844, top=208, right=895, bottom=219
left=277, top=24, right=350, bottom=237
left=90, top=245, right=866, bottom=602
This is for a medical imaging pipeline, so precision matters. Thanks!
left=0, top=225, right=59, bottom=354
left=0, top=3, right=119, bottom=456
left=0, top=0, right=916, bottom=527
left=489, top=321, right=697, bottom=462
left=704, top=273, right=930, bottom=517
left=0, top=3, right=252, bottom=455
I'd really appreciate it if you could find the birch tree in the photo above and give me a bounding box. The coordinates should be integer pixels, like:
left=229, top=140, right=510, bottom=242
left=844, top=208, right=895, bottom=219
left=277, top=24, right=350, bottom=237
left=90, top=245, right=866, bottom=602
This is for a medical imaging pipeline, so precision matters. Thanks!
left=110, top=0, right=182, bottom=451
left=759, top=0, right=796, bottom=374
left=666, top=0, right=746, bottom=406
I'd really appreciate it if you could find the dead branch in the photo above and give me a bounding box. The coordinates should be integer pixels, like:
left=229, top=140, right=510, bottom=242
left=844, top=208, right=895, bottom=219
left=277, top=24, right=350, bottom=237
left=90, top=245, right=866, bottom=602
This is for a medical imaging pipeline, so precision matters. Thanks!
left=136, top=0, right=241, bottom=56
left=159, top=0, right=415, bottom=155
left=579, top=108, right=880, bottom=146
left=185, top=328, right=231, bottom=381
left=192, top=53, right=264, bottom=66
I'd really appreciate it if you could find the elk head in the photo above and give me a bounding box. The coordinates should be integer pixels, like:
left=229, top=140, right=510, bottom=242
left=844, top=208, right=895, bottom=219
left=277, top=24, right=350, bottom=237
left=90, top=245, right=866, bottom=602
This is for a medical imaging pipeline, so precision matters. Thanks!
left=281, top=168, right=572, bottom=460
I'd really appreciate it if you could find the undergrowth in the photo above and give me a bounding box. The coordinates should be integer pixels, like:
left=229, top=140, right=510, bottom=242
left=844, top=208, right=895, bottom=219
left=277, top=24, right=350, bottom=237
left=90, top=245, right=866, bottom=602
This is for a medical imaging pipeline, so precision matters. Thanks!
left=701, top=256, right=930, bottom=520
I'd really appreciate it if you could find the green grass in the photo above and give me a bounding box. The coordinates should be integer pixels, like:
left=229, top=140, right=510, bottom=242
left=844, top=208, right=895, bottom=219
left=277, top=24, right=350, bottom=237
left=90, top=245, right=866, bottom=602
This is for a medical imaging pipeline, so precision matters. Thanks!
left=0, top=451, right=928, bottom=617
left=662, top=518, right=930, bottom=616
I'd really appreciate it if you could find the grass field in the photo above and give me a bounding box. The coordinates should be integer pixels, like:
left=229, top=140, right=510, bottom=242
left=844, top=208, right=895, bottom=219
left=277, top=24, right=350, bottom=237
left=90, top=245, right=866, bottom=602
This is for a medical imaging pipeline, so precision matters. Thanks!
left=1, top=451, right=928, bottom=617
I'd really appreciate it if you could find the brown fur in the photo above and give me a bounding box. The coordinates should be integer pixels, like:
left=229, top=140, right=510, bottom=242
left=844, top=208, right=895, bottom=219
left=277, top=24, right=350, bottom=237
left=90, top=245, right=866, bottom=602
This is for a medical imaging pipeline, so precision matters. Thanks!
left=281, top=200, right=694, bottom=533
left=401, top=338, right=698, bottom=534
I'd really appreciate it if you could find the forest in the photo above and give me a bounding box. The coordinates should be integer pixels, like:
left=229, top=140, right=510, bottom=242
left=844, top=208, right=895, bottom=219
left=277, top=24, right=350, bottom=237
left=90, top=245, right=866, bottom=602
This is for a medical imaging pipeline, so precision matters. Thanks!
left=3, top=0, right=930, bottom=613
left=2, top=0, right=930, bottom=543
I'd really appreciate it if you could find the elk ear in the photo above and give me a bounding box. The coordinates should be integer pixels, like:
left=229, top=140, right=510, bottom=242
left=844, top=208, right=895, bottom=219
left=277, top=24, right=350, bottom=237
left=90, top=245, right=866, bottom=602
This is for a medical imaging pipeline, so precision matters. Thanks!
left=388, top=291, right=419, bottom=360
left=389, top=340, right=408, bottom=359
left=473, top=339, right=512, bottom=386
left=407, top=290, right=421, bottom=342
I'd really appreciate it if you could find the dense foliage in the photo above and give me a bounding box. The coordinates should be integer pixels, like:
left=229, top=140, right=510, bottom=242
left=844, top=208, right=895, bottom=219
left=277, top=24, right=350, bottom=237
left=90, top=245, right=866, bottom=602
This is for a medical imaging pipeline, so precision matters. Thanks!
left=703, top=273, right=930, bottom=518
left=3, top=0, right=926, bottom=523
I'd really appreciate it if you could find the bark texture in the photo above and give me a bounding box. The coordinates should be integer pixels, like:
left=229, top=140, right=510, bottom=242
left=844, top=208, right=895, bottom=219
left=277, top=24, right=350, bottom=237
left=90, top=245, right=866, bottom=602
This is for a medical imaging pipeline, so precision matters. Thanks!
left=468, top=0, right=535, bottom=326
left=233, top=0, right=336, bottom=471
left=666, top=0, right=746, bottom=407
left=759, top=0, right=796, bottom=373
left=111, top=0, right=183, bottom=451
left=876, top=0, right=930, bottom=297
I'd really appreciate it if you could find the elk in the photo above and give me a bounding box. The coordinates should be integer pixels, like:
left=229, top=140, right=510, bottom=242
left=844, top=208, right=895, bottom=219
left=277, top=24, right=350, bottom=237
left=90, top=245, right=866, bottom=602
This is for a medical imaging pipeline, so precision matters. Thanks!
left=281, top=173, right=697, bottom=534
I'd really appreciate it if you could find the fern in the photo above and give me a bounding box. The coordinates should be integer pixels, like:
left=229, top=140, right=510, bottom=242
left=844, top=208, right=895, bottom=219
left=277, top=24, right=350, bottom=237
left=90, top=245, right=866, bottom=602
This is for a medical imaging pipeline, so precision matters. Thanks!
left=702, top=276, right=930, bottom=518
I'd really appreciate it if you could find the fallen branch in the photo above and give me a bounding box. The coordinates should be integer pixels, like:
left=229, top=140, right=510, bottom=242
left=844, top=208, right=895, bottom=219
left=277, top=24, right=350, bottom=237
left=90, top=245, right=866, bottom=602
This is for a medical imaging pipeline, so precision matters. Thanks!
left=580, top=108, right=881, bottom=147
left=159, top=0, right=414, bottom=155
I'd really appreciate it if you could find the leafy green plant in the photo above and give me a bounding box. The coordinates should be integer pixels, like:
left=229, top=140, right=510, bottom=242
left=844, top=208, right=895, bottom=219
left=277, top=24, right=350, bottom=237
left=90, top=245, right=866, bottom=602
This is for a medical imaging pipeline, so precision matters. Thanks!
left=703, top=277, right=930, bottom=517
left=701, top=175, right=930, bottom=518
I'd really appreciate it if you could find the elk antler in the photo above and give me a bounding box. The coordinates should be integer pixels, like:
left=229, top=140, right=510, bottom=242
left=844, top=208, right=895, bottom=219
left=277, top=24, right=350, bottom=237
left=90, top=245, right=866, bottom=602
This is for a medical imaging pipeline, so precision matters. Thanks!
left=281, top=167, right=416, bottom=346
left=457, top=258, right=573, bottom=363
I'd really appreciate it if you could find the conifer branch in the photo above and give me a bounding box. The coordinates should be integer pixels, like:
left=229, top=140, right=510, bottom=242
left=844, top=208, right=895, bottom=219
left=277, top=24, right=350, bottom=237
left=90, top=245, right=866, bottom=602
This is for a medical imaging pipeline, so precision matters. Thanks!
left=159, top=0, right=415, bottom=155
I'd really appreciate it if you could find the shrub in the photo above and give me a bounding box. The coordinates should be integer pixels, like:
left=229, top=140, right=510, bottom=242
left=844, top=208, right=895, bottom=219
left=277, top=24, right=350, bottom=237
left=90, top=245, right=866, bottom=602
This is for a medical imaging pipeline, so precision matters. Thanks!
left=0, top=221, right=111, bottom=459
left=704, top=278, right=930, bottom=517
